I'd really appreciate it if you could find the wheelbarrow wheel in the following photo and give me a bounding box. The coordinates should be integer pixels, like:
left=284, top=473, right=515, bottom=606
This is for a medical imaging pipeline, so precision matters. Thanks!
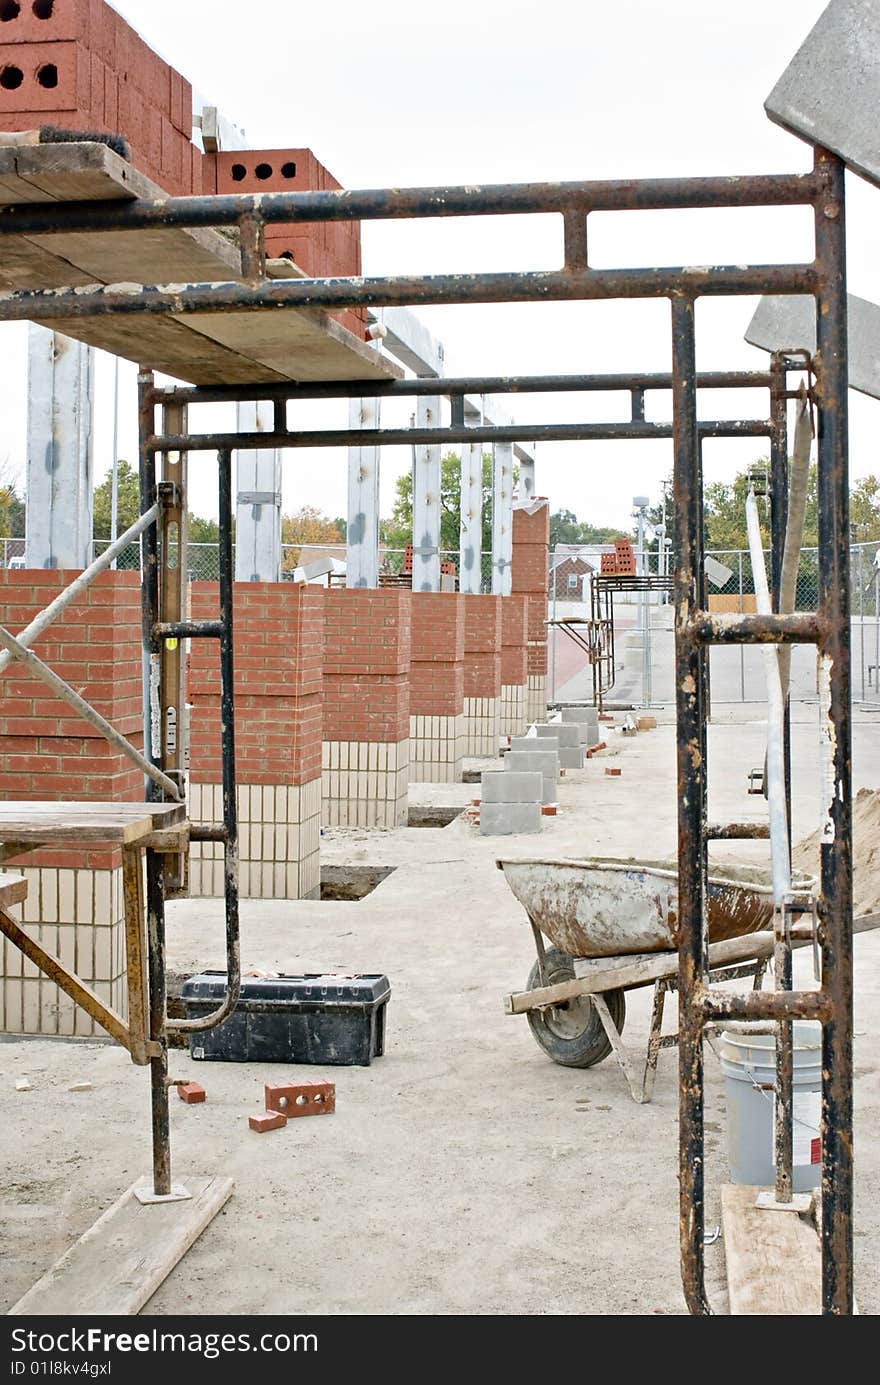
left=525, top=947, right=626, bottom=1068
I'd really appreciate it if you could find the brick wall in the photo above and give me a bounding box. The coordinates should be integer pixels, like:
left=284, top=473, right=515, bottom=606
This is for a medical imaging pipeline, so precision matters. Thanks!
left=409, top=593, right=465, bottom=717
left=0, top=0, right=198, bottom=196
left=500, top=594, right=529, bottom=686
left=322, top=589, right=411, bottom=743
left=461, top=594, right=502, bottom=699
left=0, top=568, right=142, bottom=870
left=189, top=582, right=323, bottom=787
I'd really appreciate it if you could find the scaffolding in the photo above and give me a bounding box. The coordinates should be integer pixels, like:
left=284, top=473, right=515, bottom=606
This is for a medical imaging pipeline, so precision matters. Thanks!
left=0, top=148, right=853, bottom=1313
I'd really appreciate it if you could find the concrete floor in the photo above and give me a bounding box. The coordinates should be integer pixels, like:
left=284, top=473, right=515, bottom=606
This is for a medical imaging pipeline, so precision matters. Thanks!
left=1, top=712, right=878, bottom=1315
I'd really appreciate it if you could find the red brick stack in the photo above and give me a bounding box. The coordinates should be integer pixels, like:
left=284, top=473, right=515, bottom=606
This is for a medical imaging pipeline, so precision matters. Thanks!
left=500, top=594, right=529, bottom=693
left=207, top=147, right=365, bottom=338
left=0, top=0, right=198, bottom=196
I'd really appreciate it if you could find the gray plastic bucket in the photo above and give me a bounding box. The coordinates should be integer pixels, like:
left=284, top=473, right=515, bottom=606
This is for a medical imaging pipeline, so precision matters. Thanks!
left=718, top=1022, right=822, bottom=1192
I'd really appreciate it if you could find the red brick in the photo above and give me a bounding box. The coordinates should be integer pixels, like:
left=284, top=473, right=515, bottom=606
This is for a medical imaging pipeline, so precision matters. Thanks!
left=249, top=1111, right=287, bottom=1133
left=177, top=1081, right=206, bottom=1104
left=265, top=1080, right=335, bottom=1119
left=0, top=38, right=90, bottom=114
left=0, top=0, right=90, bottom=44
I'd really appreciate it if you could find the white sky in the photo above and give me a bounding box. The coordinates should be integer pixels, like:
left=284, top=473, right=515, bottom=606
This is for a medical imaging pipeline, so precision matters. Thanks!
left=1, top=0, right=878, bottom=531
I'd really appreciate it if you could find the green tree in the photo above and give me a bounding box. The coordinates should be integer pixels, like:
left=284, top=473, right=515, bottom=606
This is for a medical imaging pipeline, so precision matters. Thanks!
left=93, top=460, right=140, bottom=540
left=189, top=515, right=221, bottom=544
left=381, top=452, right=500, bottom=555
left=549, top=508, right=624, bottom=549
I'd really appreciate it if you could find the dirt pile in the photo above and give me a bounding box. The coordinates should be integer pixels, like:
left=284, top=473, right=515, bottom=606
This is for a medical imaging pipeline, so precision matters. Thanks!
left=793, top=786, right=880, bottom=916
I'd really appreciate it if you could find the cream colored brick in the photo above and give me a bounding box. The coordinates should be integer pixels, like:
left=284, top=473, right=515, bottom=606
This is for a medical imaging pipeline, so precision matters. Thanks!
left=3, top=978, right=23, bottom=1031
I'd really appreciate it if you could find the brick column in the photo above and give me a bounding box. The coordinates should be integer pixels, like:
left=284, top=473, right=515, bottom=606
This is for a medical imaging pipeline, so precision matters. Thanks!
left=461, top=594, right=502, bottom=758
left=0, top=569, right=142, bottom=1037
left=321, top=589, right=411, bottom=827
left=500, top=594, right=529, bottom=738
left=409, top=593, right=466, bottom=782
left=512, top=500, right=550, bottom=723
left=188, top=582, right=323, bottom=900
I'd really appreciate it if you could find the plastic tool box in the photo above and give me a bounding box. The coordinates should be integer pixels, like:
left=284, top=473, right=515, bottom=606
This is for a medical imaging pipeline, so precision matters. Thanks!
left=181, top=972, right=390, bottom=1065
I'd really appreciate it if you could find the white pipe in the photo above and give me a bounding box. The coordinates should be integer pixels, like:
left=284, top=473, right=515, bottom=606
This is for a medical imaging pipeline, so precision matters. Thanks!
left=777, top=393, right=813, bottom=699
left=746, top=487, right=791, bottom=905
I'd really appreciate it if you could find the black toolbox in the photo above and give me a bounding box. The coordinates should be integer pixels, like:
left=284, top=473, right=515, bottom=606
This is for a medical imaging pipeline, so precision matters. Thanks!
left=181, top=972, right=390, bottom=1066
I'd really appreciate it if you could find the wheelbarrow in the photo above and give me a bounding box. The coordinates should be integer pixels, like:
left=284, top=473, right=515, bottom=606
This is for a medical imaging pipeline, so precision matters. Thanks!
left=498, top=856, right=830, bottom=1103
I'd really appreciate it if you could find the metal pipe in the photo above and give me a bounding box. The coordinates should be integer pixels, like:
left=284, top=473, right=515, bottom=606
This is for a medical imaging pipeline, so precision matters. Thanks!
left=0, top=504, right=159, bottom=677
left=149, top=369, right=775, bottom=407
left=0, top=172, right=821, bottom=238
left=0, top=265, right=818, bottom=326
left=0, top=623, right=181, bottom=800
left=814, top=148, right=853, bottom=1316
left=146, top=847, right=170, bottom=1196
left=745, top=487, right=790, bottom=906
left=671, top=294, right=710, bottom=1317
left=688, top=612, right=824, bottom=644
left=148, top=419, right=773, bottom=455
left=165, top=447, right=241, bottom=1034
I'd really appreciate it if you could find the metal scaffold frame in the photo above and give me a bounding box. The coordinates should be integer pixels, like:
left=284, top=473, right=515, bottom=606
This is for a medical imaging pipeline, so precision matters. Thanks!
left=0, top=147, right=852, bottom=1312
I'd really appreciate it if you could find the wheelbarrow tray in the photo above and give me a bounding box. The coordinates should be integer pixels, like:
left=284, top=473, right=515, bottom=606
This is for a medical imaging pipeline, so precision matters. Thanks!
left=496, top=855, right=799, bottom=958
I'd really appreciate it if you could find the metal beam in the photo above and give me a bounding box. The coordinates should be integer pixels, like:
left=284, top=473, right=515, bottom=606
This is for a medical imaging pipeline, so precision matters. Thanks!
left=235, top=400, right=282, bottom=582
left=347, top=397, right=381, bottom=587
left=25, top=326, right=94, bottom=570
left=459, top=440, right=483, bottom=595
left=412, top=396, right=442, bottom=592
left=492, top=442, right=514, bottom=595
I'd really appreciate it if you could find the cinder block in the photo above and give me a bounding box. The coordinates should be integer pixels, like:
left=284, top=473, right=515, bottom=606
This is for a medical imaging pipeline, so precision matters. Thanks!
left=249, top=1111, right=287, bottom=1133
left=561, top=705, right=599, bottom=732
left=509, top=736, right=557, bottom=755
left=479, top=802, right=542, bottom=835
left=534, top=722, right=581, bottom=749
left=505, top=752, right=557, bottom=802
left=265, top=1079, right=336, bottom=1118
left=481, top=770, right=542, bottom=804
left=559, top=747, right=585, bottom=769
left=177, top=1081, right=206, bottom=1104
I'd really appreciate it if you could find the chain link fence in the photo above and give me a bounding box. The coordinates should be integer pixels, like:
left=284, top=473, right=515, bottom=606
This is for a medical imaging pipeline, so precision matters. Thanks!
left=548, top=542, right=880, bottom=709
left=88, top=540, right=496, bottom=591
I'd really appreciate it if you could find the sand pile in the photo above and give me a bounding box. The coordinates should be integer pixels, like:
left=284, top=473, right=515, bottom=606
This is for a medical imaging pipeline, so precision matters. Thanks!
left=792, top=786, right=880, bottom=917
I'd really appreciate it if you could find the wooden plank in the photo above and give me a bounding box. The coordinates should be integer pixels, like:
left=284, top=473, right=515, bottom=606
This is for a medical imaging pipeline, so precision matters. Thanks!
left=185, top=307, right=403, bottom=383
left=0, top=141, right=401, bottom=386
left=0, top=873, right=27, bottom=910
left=721, top=1183, right=821, bottom=1315
left=0, top=801, right=186, bottom=845
left=8, top=1175, right=234, bottom=1317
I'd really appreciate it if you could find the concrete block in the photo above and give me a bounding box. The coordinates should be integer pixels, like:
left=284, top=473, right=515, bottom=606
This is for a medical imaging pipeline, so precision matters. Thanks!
left=479, top=802, right=542, bottom=835
left=509, top=736, right=543, bottom=753
left=534, top=722, right=582, bottom=749
left=558, top=747, right=585, bottom=769
left=561, top=705, right=599, bottom=732
left=481, top=770, right=543, bottom=804
left=505, top=751, right=557, bottom=802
